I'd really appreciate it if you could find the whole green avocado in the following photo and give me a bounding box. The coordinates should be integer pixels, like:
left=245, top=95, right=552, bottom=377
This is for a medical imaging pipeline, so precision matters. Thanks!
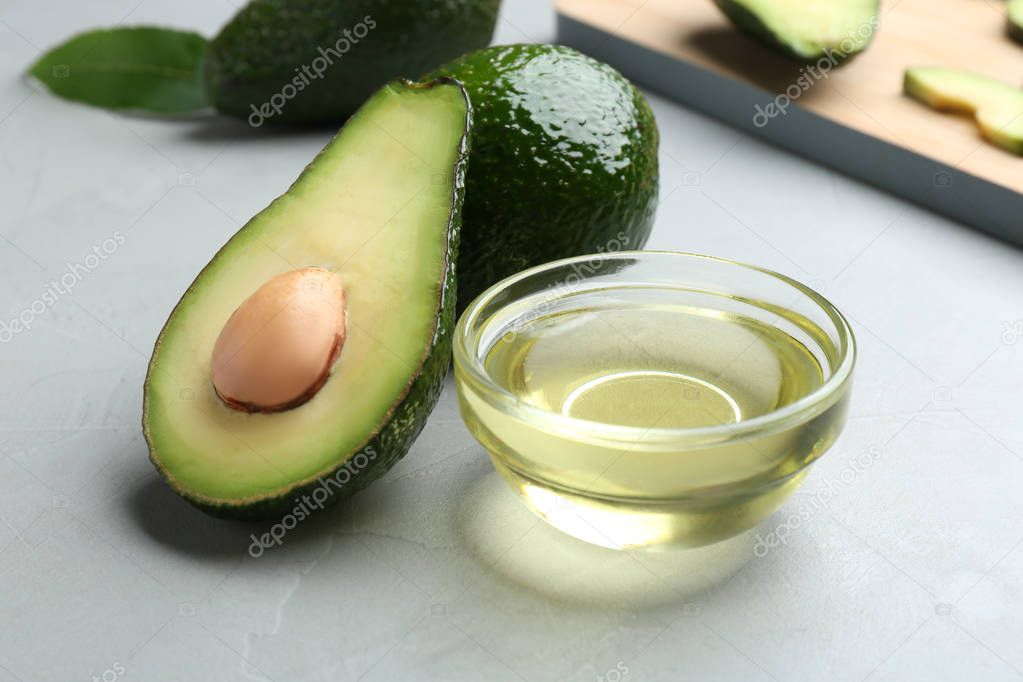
left=427, top=45, right=660, bottom=308
left=205, top=0, right=500, bottom=125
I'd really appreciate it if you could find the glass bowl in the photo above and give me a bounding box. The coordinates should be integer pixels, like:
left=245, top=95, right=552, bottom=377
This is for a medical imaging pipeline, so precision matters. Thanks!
left=453, top=251, right=855, bottom=551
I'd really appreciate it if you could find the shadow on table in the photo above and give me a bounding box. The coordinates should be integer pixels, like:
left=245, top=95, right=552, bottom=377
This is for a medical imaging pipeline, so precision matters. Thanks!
left=683, top=25, right=837, bottom=102
left=455, top=471, right=757, bottom=611
left=127, top=476, right=255, bottom=559
left=126, top=474, right=354, bottom=560
left=180, top=115, right=342, bottom=144
left=128, top=451, right=756, bottom=608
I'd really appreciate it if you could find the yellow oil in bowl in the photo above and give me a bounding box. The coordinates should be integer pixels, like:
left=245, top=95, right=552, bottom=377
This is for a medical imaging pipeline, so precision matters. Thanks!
left=454, top=252, right=854, bottom=551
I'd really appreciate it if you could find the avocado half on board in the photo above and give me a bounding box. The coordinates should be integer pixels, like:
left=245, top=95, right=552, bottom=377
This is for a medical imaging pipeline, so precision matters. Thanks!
left=143, top=79, right=472, bottom=519
left=712, top=0, right=879, bottom=61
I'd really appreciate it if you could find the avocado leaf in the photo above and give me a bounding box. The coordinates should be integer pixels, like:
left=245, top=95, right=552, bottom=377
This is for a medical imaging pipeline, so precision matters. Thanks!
left=29, top=26, right=211, bottom=115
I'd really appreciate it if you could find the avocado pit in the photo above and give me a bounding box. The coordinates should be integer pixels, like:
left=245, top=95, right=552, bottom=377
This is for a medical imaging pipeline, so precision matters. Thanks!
left=211, top=267, right=345, bottom=413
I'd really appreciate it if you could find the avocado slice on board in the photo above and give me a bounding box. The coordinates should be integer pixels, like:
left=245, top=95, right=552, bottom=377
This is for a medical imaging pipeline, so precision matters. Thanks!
left=143, top=79, right=472, bottom=519
left=426, top=45, right=660, bottom=310
left=712, top=0, right=879, bottom=61
left=904, top=67, right=1023, bottom=155
left=204, top=0, right=500, bottom=125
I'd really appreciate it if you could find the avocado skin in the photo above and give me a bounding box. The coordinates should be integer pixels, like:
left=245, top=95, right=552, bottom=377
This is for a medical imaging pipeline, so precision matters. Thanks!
left=205, top=0, right=499, bottom=125
left=712, top=0, right=878, bottom=62
left=427, top=45, right=659, bottom=310
left=143, top=80, right=472, bottom=520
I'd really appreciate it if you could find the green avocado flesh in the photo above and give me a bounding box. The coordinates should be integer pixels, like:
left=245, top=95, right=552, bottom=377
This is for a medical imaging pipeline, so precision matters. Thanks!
left=904, top=67, right=1023, bottom=155
left=713, top=0, right=878, bottom=61
left=143, top=80, right=471, bottom=518
left=1010, top=0, right=1023, bottom=44
left=204, top=0, right=500, bottom=124
left=427, top=45, right=659, bottom=310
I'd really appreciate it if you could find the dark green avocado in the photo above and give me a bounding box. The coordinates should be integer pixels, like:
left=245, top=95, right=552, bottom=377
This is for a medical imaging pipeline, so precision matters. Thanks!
left=427, top=44, right=660, bottom=309
left=143, top=79, right=472, bottom=519
left=205, top=0, right=500, bottom=125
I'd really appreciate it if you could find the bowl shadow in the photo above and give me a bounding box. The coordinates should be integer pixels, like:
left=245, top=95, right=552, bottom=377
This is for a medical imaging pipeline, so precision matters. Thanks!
left=455, top=470, right=758, bottom=610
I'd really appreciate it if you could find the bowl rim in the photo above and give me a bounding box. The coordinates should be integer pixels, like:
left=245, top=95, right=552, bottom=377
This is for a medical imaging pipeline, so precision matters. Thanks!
left=453, top=250, right=856, bottom=446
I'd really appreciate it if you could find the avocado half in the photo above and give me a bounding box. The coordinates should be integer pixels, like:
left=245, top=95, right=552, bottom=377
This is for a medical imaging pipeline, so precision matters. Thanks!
left=204, top=0, right=500, bottom=125
left=904, top=67, right=1023, bottom=155
left=143, top=79, right=472, bottom=519
left=426, top=45, right=660, bottom=310
left=712, top=0, right=879, bottom=61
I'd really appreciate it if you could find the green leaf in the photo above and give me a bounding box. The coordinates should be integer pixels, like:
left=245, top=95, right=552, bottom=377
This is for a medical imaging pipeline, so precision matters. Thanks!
left=29, top=26, right=210, bottom=115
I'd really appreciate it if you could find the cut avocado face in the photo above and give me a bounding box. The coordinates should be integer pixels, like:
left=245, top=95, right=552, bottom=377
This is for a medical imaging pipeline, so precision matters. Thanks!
left=1010, top=0, right=1023, bottom=44
left=204, top=0, right=500, bottom=125
left=712, top=0, right=879, bottom=61
left=426, top=45, right=659, bottom=310
left=904, top=67, right=1023, bottom=155
left=143, top=79, right=471, bottom=519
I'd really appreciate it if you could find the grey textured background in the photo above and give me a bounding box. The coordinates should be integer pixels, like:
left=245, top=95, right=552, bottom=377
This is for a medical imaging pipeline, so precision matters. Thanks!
left=1, top=2, right=1022, bottom=681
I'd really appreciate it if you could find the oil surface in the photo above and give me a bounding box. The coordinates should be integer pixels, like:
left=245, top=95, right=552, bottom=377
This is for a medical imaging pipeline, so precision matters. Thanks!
left=485, top=303, right=824, bottom=431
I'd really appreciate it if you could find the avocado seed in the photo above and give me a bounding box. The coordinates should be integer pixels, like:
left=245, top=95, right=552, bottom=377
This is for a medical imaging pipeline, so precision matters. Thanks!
left=211, top=267, right=345, bottom=413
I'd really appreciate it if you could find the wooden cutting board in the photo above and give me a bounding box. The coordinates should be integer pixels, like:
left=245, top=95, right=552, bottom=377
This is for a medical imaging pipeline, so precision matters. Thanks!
left=556, top=0, right=1023, bottom=245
